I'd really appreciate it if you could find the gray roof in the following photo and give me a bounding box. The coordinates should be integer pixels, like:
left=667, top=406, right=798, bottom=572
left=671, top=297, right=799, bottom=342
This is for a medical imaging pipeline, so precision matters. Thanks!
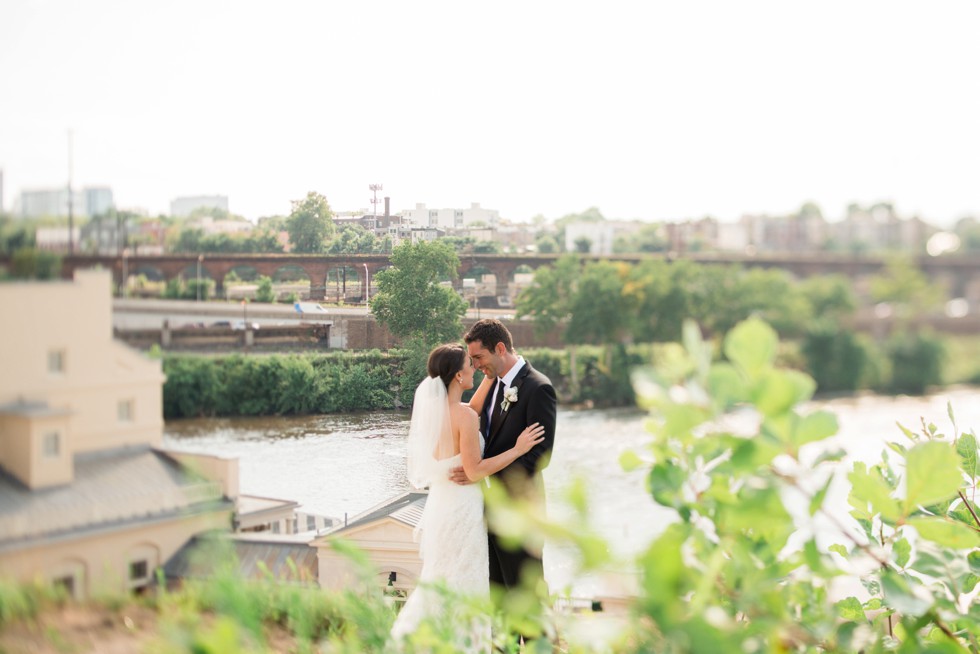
left=325, top=491, right=428, bottom=535
left=164, top=534, right=318, bottom=585
left=0, top=400, right=72, bottom=418
left=0, top=446, right=230, bottom=552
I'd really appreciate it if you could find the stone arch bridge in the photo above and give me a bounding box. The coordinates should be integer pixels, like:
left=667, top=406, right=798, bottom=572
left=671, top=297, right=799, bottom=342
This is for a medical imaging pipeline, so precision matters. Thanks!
left=32, top=252, right=980, bottom=306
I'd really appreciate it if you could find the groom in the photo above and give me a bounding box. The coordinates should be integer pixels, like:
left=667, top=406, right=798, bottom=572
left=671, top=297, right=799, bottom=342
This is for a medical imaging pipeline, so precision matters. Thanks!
left=452, top=318, right=557, bottom=596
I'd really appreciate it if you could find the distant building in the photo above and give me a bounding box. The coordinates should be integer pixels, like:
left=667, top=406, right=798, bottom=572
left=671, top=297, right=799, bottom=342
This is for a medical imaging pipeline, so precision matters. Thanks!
left=18, top=186, right=114, bottom=219
left=34, top=226, right=81, bottom=251
left=170, top=195, right=229, bottom=218
left=0, top=270, right=237, bottom=599
left=401, top=202, right=500, bottom=231
left=188, top=215, right=253, bottom=236
left=313, top=491, right=426, bottom=597
left=563, top=220, right=643, bottom=255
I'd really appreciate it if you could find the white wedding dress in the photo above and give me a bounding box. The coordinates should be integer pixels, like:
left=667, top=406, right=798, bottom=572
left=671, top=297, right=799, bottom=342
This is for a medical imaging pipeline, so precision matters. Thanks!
left=390, top=378, right=490, bottom=653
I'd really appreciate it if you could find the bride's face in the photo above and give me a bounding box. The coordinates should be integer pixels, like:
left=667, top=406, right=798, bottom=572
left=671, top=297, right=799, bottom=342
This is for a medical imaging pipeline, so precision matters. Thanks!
left=457, top=356, right=476, bottom=390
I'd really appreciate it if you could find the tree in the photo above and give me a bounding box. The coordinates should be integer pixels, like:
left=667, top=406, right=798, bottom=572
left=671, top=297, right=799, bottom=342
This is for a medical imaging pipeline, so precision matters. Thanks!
left=573, top=236, right=592, bottom=254
left=613, top=223, right=668, bottom=254
left=328, top=224, right=379, bottom=254
left=870, top=255, right=944, bottom=318
left=255, top=276, right=275, bottom=303
left=534, top=234, right=559, bottom=253
left=286, top=192, right=335, bottom=253
left=370, top=240, right=468, bottom=345
left=514, top=255, right=580, bottom=338
left=565, top=260, right=633, bottom=346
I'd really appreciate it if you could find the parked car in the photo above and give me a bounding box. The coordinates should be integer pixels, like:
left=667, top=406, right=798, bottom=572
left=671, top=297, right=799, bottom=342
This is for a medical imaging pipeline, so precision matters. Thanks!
left=232, top=320, right=260, bottom=331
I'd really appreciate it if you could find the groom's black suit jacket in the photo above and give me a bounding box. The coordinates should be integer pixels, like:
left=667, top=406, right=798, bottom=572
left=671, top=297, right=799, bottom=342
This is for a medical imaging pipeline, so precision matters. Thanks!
left=480, top=362, right=557, bottom=499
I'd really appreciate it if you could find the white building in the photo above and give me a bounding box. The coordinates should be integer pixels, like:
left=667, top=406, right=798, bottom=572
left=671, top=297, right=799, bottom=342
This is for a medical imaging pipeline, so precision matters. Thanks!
left=18, top=186, right=114, bottom=219
left=170, top=195, right=230, bottom=218
left=563, top=220, right=643, bottom=255
left=401, top=203, right=500, bottom=231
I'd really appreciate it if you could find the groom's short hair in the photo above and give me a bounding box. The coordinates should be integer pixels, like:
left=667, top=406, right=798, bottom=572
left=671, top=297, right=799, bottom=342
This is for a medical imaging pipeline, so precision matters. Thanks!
left=464, top=319, right=514, bottom=354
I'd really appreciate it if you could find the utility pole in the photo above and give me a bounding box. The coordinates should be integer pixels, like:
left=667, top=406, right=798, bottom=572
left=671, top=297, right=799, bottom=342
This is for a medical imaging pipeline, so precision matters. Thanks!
left=369, top=183, right=383, bottom=219
left=67, top=129, right=74, bottom=255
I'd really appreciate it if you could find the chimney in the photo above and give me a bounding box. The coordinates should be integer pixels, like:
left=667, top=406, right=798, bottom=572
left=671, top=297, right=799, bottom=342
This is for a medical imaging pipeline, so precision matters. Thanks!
left=384, top=197, right=390, bottom=217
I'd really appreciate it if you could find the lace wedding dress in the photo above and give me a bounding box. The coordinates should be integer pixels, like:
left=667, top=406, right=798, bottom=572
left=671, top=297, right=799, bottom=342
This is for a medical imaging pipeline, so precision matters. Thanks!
left=390, top=378, right=490, bottom=653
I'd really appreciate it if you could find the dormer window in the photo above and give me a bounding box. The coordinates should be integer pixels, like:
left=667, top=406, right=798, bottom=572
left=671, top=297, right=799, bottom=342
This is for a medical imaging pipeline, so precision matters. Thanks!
left=48, top=349, right=65, bottom=374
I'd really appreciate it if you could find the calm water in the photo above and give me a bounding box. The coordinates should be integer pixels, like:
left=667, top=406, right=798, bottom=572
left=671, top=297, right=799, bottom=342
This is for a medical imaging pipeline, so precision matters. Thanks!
left=164, top=387, right=980, bottom=594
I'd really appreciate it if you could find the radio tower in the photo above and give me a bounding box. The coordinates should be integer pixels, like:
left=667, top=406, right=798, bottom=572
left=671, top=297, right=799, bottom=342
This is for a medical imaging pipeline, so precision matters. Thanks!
left=369, top=183, right=383, bottom=218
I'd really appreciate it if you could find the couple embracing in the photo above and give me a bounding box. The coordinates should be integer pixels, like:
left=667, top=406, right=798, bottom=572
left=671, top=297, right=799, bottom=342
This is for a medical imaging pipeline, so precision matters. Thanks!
left=390, top=319, right=557, bottom=651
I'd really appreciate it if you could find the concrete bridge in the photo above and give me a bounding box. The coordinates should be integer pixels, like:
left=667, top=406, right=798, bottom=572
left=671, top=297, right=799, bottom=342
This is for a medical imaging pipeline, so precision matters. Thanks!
left=12, top=251, right=980, bottom=306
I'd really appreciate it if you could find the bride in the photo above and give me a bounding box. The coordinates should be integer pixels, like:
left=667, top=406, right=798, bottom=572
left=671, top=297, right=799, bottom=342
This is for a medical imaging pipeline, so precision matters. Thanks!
left=389, top=344, right=544, bottom=651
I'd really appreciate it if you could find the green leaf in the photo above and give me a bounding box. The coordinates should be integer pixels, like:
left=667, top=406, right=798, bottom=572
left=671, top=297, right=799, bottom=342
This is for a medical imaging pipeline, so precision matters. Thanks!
left=880, top=570, right=931, bottom=617
left=956, top=432, right=978, bottom=480
left=809, top=474, right=834, bottom=516
left=647, top=461, right=686, bottom=508
left=836, top=596, right=866, bottom=622
left=706, top=363, right=746, bottom=410
left=904, top=441, right=963, bottom=512
left=753, top=370, right=816, bottom=418
left=968, top=550, right=980, bottom=573
left=619, top=449, right=644, bottom=472
left=723, top=317, right=777, bottom=379
left=896, top=421, right=918, bottom=442
left=963, top=574, right=980, bottom=594
left=849, top=462, right=901, bottom=522
left=829, top=544, right=849, bottom=558
left=893, top=537, right=911, bottom=568
left=909, top=517, right=980, bottom=549
left=796, top=410, right=839, bottom=447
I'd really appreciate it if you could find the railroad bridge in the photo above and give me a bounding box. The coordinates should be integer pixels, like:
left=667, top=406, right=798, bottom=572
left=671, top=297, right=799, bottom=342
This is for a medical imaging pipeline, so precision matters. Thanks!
left=28, top=252, right=980, bottom=306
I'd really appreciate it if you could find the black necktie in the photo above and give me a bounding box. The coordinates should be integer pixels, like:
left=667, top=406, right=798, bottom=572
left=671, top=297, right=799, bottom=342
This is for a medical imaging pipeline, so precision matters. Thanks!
left=487, top=379, right=505, bottom=437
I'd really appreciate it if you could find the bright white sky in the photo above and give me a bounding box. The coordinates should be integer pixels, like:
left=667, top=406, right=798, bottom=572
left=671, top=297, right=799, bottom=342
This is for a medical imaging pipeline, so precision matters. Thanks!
left=1, top=1, right=978, bottom=225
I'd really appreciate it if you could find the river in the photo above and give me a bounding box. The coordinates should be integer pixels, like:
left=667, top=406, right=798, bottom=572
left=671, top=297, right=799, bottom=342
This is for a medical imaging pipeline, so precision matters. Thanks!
left=164, top=387, right=980, bottom=595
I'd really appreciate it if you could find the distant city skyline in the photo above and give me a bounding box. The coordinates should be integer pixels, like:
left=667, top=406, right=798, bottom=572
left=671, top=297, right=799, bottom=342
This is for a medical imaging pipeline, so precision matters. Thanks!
left=1, top=1, right=978, bottom=226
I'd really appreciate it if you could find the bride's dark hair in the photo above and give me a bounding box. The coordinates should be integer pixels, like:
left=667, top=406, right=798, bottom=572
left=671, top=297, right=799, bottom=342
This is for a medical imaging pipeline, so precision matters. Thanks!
left=427, top=344, right=466, bottom=388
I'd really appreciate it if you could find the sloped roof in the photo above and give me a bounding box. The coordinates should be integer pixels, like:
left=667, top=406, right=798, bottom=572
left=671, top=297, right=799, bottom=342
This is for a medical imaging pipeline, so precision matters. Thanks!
left=164, top=534, right=318, bottom=585
left=324, top=491, right=428, bottom=536
left=0, top=445, right=230, bottom=552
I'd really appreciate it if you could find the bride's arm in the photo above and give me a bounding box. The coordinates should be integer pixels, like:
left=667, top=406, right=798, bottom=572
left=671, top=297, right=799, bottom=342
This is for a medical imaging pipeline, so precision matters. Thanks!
left=466, top=373, right=494, bottom=413
left=459, top=410, right=545, bottom=482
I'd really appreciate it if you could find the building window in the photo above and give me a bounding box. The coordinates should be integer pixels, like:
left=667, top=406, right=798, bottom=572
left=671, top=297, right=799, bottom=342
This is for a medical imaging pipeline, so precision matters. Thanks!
left=271, top=521, right=281, bottom=534
left=129, top=560, right=148, bottom=582
left=48, top=349, right=65, bottom=374
left=118, top=399, right=134, bottom=422
left=42, top=432, right=60, bottom=458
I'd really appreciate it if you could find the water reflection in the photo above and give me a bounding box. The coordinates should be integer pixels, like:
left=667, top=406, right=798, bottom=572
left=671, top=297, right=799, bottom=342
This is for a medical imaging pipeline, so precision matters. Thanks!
left=164, top=387, right=980, bottom=594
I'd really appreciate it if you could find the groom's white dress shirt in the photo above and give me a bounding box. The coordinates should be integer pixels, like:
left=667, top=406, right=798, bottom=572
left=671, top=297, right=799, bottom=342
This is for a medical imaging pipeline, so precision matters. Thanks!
left=487, top=355, right=525, bottom=413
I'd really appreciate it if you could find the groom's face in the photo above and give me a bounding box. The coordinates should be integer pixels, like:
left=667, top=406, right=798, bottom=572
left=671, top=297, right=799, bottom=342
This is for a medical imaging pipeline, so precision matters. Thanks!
left=467, top=339, right=503, bottom=380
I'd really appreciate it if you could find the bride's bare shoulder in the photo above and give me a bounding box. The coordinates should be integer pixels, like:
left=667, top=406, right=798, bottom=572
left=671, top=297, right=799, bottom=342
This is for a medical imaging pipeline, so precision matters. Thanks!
left=452, top=403, right=479, bottom=421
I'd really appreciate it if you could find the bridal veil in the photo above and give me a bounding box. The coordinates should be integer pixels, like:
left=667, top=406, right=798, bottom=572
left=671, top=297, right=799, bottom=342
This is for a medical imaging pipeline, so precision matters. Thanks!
left=406, top=376, right=455, bottom=489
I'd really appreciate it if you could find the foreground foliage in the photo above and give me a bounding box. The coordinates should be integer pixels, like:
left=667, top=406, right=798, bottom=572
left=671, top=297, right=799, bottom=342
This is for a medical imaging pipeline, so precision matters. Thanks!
left=612, top=318, right=980, bottom=652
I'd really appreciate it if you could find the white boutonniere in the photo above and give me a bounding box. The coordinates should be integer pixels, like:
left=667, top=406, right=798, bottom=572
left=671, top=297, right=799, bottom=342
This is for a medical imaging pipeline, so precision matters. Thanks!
left=501, top=386, right=518, bottom=412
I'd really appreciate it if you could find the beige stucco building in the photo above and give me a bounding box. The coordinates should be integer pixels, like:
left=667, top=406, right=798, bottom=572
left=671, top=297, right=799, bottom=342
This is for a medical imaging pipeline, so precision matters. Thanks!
left=313, top=491, right=426, bottom=599
left=0, top=269, right=236, bottom=599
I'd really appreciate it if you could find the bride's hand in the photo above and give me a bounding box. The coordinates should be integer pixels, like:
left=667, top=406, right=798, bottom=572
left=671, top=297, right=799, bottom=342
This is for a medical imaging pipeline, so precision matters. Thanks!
left=515, top=423, right=545, bottom=455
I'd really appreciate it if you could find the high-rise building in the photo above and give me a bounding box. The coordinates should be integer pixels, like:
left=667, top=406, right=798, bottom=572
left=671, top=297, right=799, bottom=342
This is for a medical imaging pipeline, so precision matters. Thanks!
left=18, top=186, right=114, bottom=218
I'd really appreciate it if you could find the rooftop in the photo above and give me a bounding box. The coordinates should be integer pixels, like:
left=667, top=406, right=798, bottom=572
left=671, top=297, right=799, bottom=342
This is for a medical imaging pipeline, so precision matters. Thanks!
left=0, top=445, right=229, bottom=552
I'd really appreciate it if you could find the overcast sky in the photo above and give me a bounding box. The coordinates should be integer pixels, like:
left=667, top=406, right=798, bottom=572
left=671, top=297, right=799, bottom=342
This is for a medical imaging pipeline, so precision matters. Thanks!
left=1, top=1, right=978, bottom=225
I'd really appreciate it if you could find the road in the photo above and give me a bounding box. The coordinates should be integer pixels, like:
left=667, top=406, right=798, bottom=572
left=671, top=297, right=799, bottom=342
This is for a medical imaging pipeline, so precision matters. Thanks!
left=112, top=298, right=514, bottom=330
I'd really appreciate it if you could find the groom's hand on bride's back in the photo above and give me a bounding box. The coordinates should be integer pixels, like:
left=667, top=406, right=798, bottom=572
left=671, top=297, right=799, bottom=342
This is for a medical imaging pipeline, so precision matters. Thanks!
left=449, top=465, right=473, bottom=485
